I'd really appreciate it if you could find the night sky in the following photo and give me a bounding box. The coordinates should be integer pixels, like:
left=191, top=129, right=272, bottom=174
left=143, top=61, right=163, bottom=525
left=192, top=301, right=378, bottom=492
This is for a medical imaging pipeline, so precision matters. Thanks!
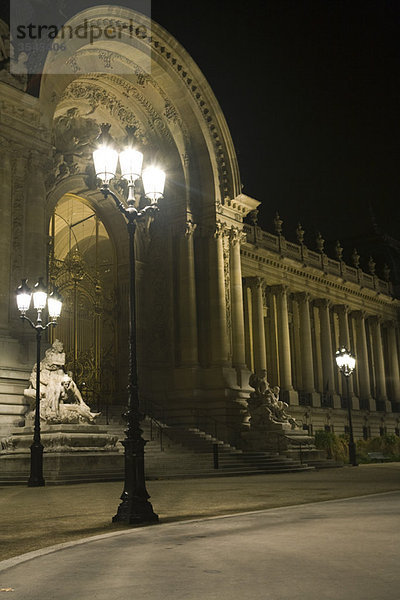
left=2, top=1, right=399, bottom=254
left=151, top=0, right=400, bottom=251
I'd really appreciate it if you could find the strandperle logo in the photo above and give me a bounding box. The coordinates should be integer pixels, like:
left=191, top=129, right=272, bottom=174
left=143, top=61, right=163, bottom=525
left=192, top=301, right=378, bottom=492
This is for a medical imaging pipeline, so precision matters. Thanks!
left=15, top=19, right=150, bottom=45
left=10, top=0, right=152, bottom=75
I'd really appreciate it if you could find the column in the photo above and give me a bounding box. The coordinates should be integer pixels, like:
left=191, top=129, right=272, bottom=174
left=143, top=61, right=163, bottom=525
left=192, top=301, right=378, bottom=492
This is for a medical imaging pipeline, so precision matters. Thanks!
left=178, top=221, right=199, bottom=366
left=249, top=277, right=267, bottom=375
left=208, top=223, right=229, bottom=365
left=24, top=152, right=47, bottom=279
left=0, top=147, right=12, bottom=329
left=353, top=311, right=375, bottom=410
left=315, top=299, right=335, bottom=391
left=335, top=304, right=357, bottom=405
left=271, top=285, right=298, bottom=404
left=242, top=281, right=253, bottom=371
left=315, top=299, right=341, bottom=408
left=229, top=228, right=246, bottom=368
left=294, top=292, right=320, bottom=405
left=369, top=316, right=390, bottom=410
left=386, top=321, right=400, bottom=403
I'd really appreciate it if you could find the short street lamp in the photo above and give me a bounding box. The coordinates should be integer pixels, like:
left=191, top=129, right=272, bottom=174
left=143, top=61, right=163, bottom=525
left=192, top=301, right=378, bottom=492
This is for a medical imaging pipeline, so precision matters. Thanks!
left=335, top=347, right=357, bottom=467
left=16, top=278, right=63, bottom=486
left=92, top=124, right=165, bottom=524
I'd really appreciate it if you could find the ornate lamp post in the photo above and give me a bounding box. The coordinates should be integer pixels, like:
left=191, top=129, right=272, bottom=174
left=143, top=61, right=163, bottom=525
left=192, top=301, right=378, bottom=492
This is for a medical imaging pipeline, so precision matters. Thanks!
left=335, top=347, right=358, bottom=466
left=16, top=278, right=63, bottom=486
left=92, top=124, right=165, bottom=524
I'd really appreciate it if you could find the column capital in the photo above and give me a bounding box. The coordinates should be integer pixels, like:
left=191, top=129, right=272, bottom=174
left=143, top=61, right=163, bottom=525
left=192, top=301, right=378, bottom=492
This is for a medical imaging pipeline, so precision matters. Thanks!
left=184, top=220, right=197, bottom=238
left=368, top=314, right=383, bottom=326
left=351, top=309, right=368, bottom=320
left=384, top=319, right=398, bottom=330
left=212, top=221, right=229, bottom=239
left=173, top=220, right=198, bottom=238
left=333, top=304, right=350, bottom=315
left=293, top=291, right=311, bottom=304
left=229, top=226, right=246, bottom=246
left=313, top=298, right=332, bottom=310
left=247, top=276, right=265, bottom=290
left=269, top=284, right=289, bottom=297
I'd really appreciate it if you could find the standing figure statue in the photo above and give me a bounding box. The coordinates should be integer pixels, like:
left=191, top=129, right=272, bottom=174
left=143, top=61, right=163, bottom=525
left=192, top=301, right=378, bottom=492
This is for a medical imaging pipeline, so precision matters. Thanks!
left=24, top=340, right=100, bottom=424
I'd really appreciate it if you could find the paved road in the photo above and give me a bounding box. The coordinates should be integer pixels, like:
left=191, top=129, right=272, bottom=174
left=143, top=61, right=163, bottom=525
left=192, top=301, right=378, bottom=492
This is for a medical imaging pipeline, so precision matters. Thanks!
left=1, top=491, right=399, bottom=600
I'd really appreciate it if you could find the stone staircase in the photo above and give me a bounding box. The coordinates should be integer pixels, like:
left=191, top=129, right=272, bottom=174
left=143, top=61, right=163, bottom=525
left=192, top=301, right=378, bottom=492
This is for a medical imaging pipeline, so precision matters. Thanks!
left=97, top=410, right=314, bottom=479
left=282, top=430, right=344, bottom=469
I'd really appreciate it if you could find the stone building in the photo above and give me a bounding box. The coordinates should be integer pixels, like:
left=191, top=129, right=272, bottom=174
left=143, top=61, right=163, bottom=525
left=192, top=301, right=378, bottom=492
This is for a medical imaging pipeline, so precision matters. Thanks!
left=0, top=6, right=399, bottom=453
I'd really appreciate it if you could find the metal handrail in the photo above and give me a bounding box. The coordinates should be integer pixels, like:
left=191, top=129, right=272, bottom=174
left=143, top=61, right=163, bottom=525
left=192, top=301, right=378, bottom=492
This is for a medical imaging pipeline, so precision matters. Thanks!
left=147, top=414, right=165, bottom=452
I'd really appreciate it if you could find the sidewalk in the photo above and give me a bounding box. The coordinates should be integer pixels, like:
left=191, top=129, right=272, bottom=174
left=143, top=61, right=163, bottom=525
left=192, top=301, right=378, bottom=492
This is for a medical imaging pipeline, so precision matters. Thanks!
left=1, top=463, right=400, bottom=562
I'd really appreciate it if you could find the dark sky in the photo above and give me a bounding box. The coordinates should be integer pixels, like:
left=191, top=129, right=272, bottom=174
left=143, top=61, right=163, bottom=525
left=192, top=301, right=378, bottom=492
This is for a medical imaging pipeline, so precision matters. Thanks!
left=151, top=0, right=400, bottom=248
left=3, top=1, right=399, bottom=250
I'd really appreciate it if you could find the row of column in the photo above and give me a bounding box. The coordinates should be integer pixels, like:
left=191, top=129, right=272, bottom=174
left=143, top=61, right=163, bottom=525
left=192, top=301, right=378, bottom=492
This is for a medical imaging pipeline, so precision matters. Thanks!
left=244, top=280, right=400, bottom=408
left=173, top=222, right=400, bottom=411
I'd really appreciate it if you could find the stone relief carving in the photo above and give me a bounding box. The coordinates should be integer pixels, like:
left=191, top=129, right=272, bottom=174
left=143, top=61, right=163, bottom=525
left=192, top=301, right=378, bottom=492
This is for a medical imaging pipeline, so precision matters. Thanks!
left=11, top=153, right=27, bottom=280
left=247, top=372, right=299, bottom=430
left=61, top=33, right=229, bottom=194
left=24, top=340, right=100, bottom=425
left=62, top=81, right=144, bottom=138
left=51, top=107, right=100, bottom=183
left=61, top=77, right=179, bottom=147
left=0, top=20, right=28, bottom=91
left=54, top=107, right=100, bottom=155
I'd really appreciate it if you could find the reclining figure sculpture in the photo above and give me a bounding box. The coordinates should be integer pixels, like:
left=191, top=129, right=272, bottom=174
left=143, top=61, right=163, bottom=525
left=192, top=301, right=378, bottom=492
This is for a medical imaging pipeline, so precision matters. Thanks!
left=24, top=340, right=100, bottom=425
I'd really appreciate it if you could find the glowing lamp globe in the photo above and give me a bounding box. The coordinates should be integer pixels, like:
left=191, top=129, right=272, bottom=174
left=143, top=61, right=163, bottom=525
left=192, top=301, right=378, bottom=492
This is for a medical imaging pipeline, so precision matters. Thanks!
left=48, top=289, right=63, bottom=320
left=335, top=347, right=356, bottom=377
left=33, top=278, right=48, bottom=311
left=16, top=279, right=32, bottom=314
left=93, top=145, right=119, bottom=185
left=120, top=148, right=144, bottom=184
left=142, top=166, right=166, bottom=203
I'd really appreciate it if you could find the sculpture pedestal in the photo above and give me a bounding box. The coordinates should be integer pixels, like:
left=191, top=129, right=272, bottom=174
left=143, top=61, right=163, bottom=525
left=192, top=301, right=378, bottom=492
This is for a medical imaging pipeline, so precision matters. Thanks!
left=3, top=423, right=119, bottom=453
left=242, top=421, right=293, bottom=452
left=0, top=424, right=123, bottom=484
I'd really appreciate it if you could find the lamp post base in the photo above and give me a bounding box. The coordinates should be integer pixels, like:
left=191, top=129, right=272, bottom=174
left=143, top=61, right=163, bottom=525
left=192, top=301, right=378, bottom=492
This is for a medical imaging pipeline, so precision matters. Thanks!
left=112, top=493, right=159, bottom=525
left=28, top=442, right=45, bottom=487
left=112, top=439, right=159, bottom=525
left=349, top=441, right=358, bottom=467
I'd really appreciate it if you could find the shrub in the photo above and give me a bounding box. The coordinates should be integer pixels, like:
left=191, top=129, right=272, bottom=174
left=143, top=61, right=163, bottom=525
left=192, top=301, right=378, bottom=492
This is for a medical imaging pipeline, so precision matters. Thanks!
left=314, top=430, right=348, bottom=462
left=357, top=435, right=400, bottom=461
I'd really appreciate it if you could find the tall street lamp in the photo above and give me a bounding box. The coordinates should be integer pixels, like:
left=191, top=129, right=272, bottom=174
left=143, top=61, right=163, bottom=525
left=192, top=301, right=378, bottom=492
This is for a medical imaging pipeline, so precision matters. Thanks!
left=92, top=124, right=165, bottom=524
left=16, top=278, right=63, bottom=486
left=335, top=347, right=358, bottom=466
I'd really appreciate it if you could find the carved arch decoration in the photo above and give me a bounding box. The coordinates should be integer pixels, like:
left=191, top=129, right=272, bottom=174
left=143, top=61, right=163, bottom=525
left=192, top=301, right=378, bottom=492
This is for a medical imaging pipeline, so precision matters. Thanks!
left=39, top=5, right=242, bottom=220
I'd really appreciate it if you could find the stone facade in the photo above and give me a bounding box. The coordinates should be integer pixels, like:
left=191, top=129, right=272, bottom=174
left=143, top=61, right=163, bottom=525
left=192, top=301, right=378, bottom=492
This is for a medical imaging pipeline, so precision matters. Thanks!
left=241, top=225, right=400, bottom=439
left=0, top=6, right=399, bottom=452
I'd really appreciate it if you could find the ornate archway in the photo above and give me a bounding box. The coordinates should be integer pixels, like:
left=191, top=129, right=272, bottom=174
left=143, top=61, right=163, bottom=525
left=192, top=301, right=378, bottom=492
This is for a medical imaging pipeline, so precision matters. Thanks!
left=49, top=193, right=117, bottom=414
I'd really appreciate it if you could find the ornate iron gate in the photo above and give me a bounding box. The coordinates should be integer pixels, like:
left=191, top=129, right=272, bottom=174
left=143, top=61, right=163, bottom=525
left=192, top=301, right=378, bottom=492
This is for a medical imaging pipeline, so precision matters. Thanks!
left=48, top=198, right=118, bottom=417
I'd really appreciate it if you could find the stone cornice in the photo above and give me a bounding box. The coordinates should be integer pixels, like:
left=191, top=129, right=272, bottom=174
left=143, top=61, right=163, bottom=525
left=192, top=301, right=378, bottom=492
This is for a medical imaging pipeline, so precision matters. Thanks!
left=241, top=247, right=400, bottom=314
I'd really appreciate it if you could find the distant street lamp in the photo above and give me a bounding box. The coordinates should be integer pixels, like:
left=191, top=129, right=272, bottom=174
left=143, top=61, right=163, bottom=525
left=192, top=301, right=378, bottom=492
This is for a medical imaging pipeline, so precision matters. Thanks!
left=16, top=278, right=63, bottom=486
left=335, top=347, right=357, bottom=466
left=92, top=124, right=165, bottom=524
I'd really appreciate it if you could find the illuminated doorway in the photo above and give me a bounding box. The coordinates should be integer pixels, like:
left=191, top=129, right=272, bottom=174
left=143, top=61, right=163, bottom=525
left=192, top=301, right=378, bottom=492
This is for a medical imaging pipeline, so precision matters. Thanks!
left=48, top=194, right=118, bottom=417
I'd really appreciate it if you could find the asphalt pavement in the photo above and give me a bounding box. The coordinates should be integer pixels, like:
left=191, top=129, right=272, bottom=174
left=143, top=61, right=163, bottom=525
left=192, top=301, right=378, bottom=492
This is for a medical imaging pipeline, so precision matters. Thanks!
left=1, top=491, right=399, bottom=600
left=1, top=464, right=400, bottom=563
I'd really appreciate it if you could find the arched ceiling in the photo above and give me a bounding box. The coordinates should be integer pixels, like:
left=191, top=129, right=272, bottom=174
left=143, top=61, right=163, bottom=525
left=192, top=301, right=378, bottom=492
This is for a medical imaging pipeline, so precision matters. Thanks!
left=39, top=5, right=241, bottom=217
left=53, top=193, right=112, bottom=264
